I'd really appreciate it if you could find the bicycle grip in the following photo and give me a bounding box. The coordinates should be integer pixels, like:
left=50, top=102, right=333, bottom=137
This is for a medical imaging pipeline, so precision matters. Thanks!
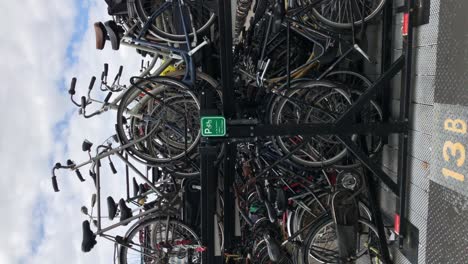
left=114, top=66, right=123, bottom=82
left=76, top=169, right=85, bottom=182
left=104, top=92, right=112, bottom=104
left=88, top=76, right=96, bottom=90
left=109, top=161, right=117, bottom=174
left=89, top=171, right=97, bottom=185
left=52, top=176, right=59, bottom=192
left=81, top=96, right=87, bottom=108
left=104, top=63, right=109, bottom=77
left=69, top=78, right=77, bottom=95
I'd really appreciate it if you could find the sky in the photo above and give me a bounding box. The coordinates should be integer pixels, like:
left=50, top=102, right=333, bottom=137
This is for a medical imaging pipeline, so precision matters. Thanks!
left=0, top=0, right=144, bottom=263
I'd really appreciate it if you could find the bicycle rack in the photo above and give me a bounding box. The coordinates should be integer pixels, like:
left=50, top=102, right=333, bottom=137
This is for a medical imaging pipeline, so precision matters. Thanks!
left=199, top=0, right=423, bottom=263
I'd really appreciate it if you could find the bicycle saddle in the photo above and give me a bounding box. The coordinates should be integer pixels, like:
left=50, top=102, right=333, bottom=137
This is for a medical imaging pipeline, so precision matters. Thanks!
left=81, top=220, right=97, bottom=252
left=119, top=199, right=133, bottom=225
left=94, top=22, right=107, bottom=50
left=104, top=20, right=123, bottom=51
left=275, top=187, right=287, bottom=214
left=105, top=0, right=128, bottom=16
left=139, top=183, right=149, bottom=195
left=132, top=177, right=139, bottom=197
left=107, top=196, right=117, bottom=221
left=264, top=234, right=282, bottom=262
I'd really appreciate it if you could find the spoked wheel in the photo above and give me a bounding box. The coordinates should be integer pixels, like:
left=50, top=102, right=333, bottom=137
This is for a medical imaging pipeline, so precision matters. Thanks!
left=119, top=217, right=202, bottom=264
left=326, top=70, right=384, bottom=169
left=253, top=240, right=295, bottom=264
left=116, top=77, right=201, bottom=165
left=302, top=214, right=380, bottom=264
left=290, top=193, right=330, bottom=241
left=165, top=152, right=201, bottom=178
left=300, top=0, right=387, bottom=29
left=273, top=80, right=356, bottom=167
left=134, top=0, right=216, bottom=42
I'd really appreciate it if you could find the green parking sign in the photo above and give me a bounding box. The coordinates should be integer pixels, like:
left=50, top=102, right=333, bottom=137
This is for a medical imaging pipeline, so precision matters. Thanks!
left=201, top=116, right=226, bottom=137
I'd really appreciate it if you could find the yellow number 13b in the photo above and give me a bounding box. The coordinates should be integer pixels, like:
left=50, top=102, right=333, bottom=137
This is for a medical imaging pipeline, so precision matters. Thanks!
left=443, top=141, right=465, bottom=167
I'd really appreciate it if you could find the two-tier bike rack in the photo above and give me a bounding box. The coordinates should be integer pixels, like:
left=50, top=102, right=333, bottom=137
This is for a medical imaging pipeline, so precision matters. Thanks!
left=197, top=0, right=425, bottom=263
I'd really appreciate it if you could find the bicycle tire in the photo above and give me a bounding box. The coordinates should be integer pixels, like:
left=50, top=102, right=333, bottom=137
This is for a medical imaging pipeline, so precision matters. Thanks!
left=311, top=0, right=387, bottom=29
left=302, top=214, right=379, bottom=264
left=326, top=70, right=384, bottom=169
left=115, top=76, right=201, bottom=164
left=273, top=80, right=355, bottom=167
left=119, top=217, right=201, bottom=264
left=134, top=0, right=216, bottom=41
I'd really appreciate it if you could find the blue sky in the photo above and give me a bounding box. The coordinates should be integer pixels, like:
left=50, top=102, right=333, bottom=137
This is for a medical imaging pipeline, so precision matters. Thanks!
left=0, top=0, right=141, bottom=263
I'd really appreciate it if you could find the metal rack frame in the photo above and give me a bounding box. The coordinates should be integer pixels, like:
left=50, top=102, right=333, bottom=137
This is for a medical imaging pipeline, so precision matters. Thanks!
left=199, top=0, right=420, bottom=263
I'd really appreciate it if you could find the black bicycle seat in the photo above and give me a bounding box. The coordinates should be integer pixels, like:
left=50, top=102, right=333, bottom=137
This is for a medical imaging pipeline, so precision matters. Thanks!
left=119, top=199, right=133, bottom=225
left=107, top=196, right=117, bottom=221
left=264, top=234, right=282, bottom=262
left=105, top=0, right=128, bottom=16
left=132, top=178, right=139, bottom=197
left=81, top=220, right=97, bottom=252
left=104, top=20, right=123, bottom=50
left=275, top=187, right=287, bottom=213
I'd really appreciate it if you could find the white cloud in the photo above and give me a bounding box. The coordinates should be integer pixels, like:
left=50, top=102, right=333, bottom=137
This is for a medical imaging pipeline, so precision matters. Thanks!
left=0, top=0, right=145, bottom=263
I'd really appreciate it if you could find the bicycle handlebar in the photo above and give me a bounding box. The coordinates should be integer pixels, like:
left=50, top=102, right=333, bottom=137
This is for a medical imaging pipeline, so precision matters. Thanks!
left=113, top=66, right=124, bottom=83
left=104, top=63, right=108, bottom=77
left=88, top=76, right=96, bottom=90
left=76, top=169, right=85, bottom=182
left=69, top=78, right=77, bottom=95
left=68, top=159, right=85, bottom=182
left=109, top=161, right=117, bottom=174
left=117, top=66, right=123, bottom=77
left=81, top=96, right=87, bottom=108
left=51, top=162, right=62, bottom=192
left=52, top=176, right=59, bottom=192
left=104, top=92, right=112, bottom=104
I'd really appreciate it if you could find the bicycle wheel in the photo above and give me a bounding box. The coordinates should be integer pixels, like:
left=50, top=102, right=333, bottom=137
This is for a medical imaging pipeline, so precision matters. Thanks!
left=290, top=193, right=329, bottom=241
left=253, top=240, right=294, bottom=264
left=273, top=80, right=355, bottom=167
left=134, top=0, right=216, bottom=41
left=119, top=217, right=202, bottom=264
left=326, top=70, right=384, bottom=169
left=163, top=70, right=223, bottom=177
left=303, top=0, right=387, bottom=29
left=116, top=77, right=201, bottom=164
left=302, top=214, right=380, bottom=264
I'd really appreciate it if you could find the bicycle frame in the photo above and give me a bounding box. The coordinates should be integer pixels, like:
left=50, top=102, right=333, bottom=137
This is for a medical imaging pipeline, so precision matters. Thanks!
left=122, top=0, right=210, bottom=86
left=247, top=4, right=370, bottom=87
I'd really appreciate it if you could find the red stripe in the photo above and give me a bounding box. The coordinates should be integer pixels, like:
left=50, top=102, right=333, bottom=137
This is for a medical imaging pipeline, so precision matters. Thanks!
left=394, top=214, right=401, bottom=235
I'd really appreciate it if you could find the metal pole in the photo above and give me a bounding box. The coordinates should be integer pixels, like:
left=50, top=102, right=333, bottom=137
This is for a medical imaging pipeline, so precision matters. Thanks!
left=200, top=145, right=219, bottom=263
left=217, top=0, right=237, bottom=258
left=218, top=0, right=236, bottom=117
left=397, top=0, right=415, bottom=249
left=380, top=0, right=394, bottom=125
